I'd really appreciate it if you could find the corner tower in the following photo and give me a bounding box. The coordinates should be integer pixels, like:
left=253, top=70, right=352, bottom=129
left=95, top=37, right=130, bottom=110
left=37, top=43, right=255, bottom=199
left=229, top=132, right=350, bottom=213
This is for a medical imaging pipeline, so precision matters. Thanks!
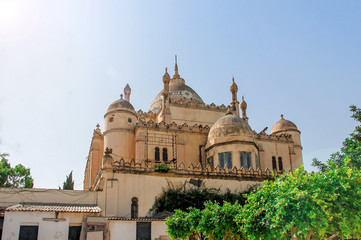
left=103, top=85, right=137, bottom=162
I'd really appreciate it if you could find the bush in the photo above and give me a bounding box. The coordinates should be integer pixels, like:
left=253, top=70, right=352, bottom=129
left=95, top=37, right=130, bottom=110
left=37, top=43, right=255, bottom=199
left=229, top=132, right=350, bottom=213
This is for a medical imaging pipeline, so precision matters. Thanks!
left=154, top=163, right=170, bottom=173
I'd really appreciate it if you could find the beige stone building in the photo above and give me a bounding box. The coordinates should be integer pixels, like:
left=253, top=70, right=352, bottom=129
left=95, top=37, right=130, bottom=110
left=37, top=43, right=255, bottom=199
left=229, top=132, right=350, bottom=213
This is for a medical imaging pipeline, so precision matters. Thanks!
left=0, top=59, right=303, bottom=240
left=84, top=59, right=303, bottom=192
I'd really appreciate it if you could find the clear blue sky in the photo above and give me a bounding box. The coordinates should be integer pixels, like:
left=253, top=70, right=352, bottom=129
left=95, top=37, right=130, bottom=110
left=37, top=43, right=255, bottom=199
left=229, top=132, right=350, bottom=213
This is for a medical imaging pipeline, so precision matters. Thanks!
left=0, top=0, right=360, bottom=189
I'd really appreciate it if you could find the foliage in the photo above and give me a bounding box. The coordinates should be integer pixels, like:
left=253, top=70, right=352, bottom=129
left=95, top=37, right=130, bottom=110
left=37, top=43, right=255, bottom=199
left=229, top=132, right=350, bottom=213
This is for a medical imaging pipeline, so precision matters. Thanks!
left=198, top=201, right=243, bottom=239
left=151, top=182, right=249, bottom=214
left=166, top=162, right=361, bottom=239
left=313, top=105, right=361, bottom=171
left=166, top=208, right=202, bottom=240
left=154, top=163, right=170, bottom=173
left=62, top=171, right=74, bottom=190
left=166, top=202, right=242, bottom=240
left=0, top=153, right=33, bottom=188
left=238, top=159, right=361, bottom=240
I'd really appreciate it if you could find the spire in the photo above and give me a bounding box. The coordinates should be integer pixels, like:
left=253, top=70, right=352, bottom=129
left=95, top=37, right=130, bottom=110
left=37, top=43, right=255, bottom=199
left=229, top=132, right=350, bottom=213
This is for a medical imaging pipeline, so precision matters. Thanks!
left=230, top=76, right=238, bottom=101
left=281, top=114, right=284, bottom=119
left=229, top=77, right=240, bottom=117
left=173, top=55, right=180, bottom=78
left=241, top=96, right=248, bottom=122
left=124, top=84, right=131, bottom=102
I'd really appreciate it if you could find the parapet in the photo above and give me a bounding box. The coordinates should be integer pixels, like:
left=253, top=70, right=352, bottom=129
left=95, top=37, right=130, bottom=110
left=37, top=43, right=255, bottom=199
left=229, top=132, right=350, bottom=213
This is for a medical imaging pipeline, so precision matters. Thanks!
left=110, top=159, right=283, bottom=181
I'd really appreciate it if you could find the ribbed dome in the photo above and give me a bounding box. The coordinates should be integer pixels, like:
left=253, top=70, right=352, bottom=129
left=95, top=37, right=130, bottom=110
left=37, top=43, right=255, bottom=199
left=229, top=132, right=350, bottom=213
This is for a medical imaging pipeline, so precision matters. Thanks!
left=107, top=98, right=135, bottom=113
left=271, top=115, right=298, bottom=134
left=207, top=113, right=253, bottom=146
left=149, top=83, right=204, bottom=113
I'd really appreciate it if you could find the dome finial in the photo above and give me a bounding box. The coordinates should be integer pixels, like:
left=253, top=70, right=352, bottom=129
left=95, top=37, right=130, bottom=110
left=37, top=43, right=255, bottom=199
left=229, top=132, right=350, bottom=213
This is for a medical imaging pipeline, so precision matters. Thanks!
left=120, top=94, right=123, bottom=100
left=281, top=114, right=284, bottom=119
left=173, top=55, right=180, bottom=78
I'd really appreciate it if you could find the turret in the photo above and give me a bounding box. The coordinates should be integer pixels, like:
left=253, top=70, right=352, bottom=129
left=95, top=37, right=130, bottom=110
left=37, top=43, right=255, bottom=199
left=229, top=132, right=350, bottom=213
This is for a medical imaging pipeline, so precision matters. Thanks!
left=104, top=88, right=137, bottom=162
left=271, top=114, right=303, bottom=169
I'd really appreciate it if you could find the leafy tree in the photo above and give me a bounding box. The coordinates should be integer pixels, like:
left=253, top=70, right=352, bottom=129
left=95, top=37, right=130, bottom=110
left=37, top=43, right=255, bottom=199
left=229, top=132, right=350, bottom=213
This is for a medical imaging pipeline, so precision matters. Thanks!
left=313, top=105, right=361, bottom=171
left=238, top=159, right=361, bottom=240
left=62, top=171, right=74, bottom=190
left=198, top=201, right=242, bottom=240
left=166, top=208, right=203, bottom=240
left=0, top=153, right=33, bottom=188
left=166, top=202, right=242, bottom=240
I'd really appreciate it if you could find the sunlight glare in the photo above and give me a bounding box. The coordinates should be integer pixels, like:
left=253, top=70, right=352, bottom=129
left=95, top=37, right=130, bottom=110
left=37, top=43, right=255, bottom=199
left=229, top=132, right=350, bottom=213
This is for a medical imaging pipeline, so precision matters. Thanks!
left=0, top=0, right=39, bottom=42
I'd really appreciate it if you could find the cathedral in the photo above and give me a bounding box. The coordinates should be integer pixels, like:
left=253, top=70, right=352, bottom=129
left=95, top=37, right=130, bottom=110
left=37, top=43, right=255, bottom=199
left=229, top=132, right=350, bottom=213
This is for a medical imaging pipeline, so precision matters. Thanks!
left=0, top=59, right=303, bottom=240
left=84, top=58, right=303, bottom=193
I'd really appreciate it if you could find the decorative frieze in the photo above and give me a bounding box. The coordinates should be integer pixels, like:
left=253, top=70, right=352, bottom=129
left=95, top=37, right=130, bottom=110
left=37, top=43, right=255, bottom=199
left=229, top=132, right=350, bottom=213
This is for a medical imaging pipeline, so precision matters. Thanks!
left=136, top=120, right=210, bottom=134
left=111, top=159, right=282, bottom=180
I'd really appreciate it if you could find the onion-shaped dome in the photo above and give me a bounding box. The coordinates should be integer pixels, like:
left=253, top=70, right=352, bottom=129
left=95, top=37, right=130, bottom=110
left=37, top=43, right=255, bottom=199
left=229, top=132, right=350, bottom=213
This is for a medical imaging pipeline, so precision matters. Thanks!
left=149, top=84, right=204, bottom=113
left=271, top=114, right=299, bottom=134
left=107, top=94, right=135, bottom=114
left=207, top=112, right=254, bottom=146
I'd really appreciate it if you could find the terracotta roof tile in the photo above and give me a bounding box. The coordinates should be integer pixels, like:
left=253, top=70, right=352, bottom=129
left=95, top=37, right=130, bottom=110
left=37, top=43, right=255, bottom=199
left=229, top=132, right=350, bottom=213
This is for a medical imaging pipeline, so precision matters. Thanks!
left=6, top=203, right=101, bottom=213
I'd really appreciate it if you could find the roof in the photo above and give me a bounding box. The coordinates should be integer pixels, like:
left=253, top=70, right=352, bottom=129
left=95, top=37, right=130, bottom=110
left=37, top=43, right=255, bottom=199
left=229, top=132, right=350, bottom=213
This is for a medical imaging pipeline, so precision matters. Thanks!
left=271, top=115, right=299, bottom=134
left=149, top=83, right=204, bottom=113
left=107, top=98, right=135, bottom=113
left=207, top=113, right=253, bottom=146
left=6, top=203, right=102, bottom=213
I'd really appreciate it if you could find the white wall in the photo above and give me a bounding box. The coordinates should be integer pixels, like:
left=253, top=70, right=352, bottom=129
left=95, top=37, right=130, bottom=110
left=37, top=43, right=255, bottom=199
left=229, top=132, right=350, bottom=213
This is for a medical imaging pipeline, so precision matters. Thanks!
left=2, top=211, right=86, bottom=240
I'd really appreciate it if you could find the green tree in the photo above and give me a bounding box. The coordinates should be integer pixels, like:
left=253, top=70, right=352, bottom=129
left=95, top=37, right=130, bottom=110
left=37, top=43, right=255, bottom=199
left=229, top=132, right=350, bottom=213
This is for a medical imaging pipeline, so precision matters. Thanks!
left=0, top=153, right=33, bottom=188
left=313, top=105, right=361, bottom=171
left=198, top=201, right=242, bottom=240
left=62, top=171, right=74, bottom=190
left=166, top=202, right=242, bottom=240
left=238, top=159, right=361, bottom=240
left=166, top=208, right=203, bottom=240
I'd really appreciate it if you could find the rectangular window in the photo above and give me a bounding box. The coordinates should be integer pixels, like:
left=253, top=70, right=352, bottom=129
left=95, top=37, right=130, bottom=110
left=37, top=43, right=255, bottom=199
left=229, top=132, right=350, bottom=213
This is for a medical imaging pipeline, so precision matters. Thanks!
left=255, top=153, right=259, bottom=169
left=69, top=226, right=82, bottom=240
left=218, top=152, right=232, bottom=169
left=240, top=152, right=252, bottom=169
left=136, top=222, right=151, bottom=240
left=206, top=156, right=214, bottom=168
left=19, top=226, right=38, bottom=240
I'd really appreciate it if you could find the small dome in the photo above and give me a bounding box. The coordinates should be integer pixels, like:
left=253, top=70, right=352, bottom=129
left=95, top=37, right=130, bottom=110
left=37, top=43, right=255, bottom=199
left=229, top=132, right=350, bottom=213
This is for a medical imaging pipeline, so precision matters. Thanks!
left=271, top=115, right=298, bottom=134
left=107, top=95, right=135, bottom=113
left=207, top=113, right=253, bottom=146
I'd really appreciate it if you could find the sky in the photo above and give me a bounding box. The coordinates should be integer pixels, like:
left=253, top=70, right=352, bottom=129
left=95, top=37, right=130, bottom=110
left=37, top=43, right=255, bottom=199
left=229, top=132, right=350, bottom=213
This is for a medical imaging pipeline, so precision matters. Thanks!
left=0, top=0, right=360, bottom=189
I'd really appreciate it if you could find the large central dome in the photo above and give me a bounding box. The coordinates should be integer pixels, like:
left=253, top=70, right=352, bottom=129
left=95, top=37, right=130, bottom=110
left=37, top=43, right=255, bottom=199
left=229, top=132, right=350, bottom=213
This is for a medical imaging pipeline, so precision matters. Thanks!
left=149, top=61, right=204, bottom=113
left=149, top=83, right=204, bottom=112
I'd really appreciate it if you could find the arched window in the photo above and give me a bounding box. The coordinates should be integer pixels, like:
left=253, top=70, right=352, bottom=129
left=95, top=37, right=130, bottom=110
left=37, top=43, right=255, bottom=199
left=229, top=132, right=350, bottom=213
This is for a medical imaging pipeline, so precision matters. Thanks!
left=155, top=147, right=160, bottom=162
left=131, top=197, right=138, bottom=218
left=278, top=157, right=283, bottom=171
left=163, top=148, right=168, bottom=162
left=272, top=156, right=277, bottom=170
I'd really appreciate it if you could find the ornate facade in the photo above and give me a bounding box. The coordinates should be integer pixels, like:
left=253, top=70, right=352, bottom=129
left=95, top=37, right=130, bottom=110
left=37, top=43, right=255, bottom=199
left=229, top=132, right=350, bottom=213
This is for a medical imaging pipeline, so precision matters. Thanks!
left=84, top=59, right=303, bottom=193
